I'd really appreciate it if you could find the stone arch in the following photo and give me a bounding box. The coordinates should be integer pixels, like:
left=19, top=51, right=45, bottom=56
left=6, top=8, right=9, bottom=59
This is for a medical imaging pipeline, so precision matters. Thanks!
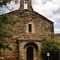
left=24, top=42, right=38, bottom=49
left=24, top=42, right=39, bottom=60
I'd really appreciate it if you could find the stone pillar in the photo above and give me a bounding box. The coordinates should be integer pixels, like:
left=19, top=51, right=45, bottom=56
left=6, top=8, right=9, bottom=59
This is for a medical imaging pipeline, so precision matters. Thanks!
left=19, top=42, right=26, bottom=60
left=28, top=0, right=33, bottom=11
left=20, top=0, right=24, bottom=10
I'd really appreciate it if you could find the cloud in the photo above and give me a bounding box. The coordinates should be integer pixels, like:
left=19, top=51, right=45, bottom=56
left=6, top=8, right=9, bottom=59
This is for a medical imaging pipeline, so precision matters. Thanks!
left=54, top=28, right=60, bottom=33
left=6, top=1, right=20, bottom=10
left=43, top=1, right=59, bottom=12
left=32, top=0, right=43, bottom=5
left=50, top=14, right=60, bottom=24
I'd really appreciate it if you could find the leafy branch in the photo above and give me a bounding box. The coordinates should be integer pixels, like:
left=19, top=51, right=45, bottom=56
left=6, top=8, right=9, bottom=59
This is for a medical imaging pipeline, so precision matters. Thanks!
left=41, top=38, right=60, bottom=60
left=0, top=14, right=12, bottom=38
left=0, top=0, right=11, bottom=6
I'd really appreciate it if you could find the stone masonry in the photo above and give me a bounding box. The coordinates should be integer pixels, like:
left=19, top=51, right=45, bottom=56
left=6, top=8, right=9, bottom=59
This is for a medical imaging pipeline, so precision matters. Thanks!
left=0, top=0, right=54, bottom=60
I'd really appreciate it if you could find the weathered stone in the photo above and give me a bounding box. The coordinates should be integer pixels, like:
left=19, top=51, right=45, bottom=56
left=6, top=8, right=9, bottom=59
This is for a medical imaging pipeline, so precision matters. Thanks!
left=0, top=0, right=54, bottom=60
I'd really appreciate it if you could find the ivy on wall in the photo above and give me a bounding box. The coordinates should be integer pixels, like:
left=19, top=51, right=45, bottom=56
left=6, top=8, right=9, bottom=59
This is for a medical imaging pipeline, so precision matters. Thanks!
left=0, top=14, right=20, bottom=38
left=0, top=14, right=20, bottom=57
left=0, top=14, right=10, bottom=38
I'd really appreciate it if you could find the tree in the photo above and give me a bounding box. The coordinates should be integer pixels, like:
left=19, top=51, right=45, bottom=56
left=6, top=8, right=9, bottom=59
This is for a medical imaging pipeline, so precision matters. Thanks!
left=0, top=0, right=12, bottom=6
left=0, top=0, right=18, bottom=7
left=0, top=14, right=12, bottom=38
left=0, top=13, right=20, bottom=57
left=0, top=14, right=12, bottom=57
left=0, top=14, right=20, bottom=37
left=0, top=0, right=19, bottom=14
left=41, top=38, right=60, bottom=60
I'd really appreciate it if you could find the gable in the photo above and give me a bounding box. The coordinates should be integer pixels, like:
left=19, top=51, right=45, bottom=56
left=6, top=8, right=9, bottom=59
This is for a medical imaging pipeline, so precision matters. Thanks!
left=7, top=9, right=53, bottom=24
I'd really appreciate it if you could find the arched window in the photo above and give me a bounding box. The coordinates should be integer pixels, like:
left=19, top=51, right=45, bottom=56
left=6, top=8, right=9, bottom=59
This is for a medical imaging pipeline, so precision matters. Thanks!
left=26, top=23, right=35, bottom=33
left=28, top=24, right=32, bottom=32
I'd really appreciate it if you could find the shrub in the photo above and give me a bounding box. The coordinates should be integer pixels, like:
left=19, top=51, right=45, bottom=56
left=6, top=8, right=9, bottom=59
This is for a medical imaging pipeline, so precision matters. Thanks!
left=41, top=38, right=60, bottom=60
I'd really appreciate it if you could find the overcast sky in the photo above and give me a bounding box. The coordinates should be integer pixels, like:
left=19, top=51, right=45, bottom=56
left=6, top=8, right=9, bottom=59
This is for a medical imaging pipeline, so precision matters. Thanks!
left=0, top=0, right=60, bottom=34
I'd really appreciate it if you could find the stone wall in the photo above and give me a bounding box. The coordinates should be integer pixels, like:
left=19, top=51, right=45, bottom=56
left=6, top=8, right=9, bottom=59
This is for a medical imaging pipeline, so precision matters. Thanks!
left=0, top=9, right=54, bottom=60
left=10, top=10, right=54, bottom=40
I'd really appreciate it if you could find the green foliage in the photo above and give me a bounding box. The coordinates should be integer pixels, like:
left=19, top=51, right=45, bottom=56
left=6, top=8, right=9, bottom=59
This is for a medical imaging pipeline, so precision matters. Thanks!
left=41, top=38, right=60, bottom=60
left=0, top=42, right=12, bottom=56
left=7, top=15, right=20, bottom=25
left=0, top=42, right=12, bottom=50
left=0, top=14, right=8, bottom=23
left=0, top=13, right=20, bottom=57
left=3, top=44, right=12, bottom=51
left=0, top=28, right=12, bottom=38
left=0, top=14, right=9, bottom=27
left=42, top=40, right=59, bottom=52
left=0, top=42, right=3, bottom=49
left=0, top=14, right=20, bottom=56
left=0, top=21, right=3, bottom=27
left=0, top=0, right=11, bottom=6
left=0, top=14, right=13, bottom=56
left=0, top=14, right=12, bottom=38
left=0, top=14, right=20, bottom=38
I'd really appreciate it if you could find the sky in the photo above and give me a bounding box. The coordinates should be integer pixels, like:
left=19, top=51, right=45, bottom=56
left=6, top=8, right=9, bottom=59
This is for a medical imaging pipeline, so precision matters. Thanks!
left=0, top=0, right=60, bottom=34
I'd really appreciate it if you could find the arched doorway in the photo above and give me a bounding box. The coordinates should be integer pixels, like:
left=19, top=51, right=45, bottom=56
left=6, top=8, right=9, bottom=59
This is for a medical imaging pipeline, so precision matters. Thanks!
left=27, top=46, right=33, bottom=60
left=24, top=42, right=39, bottom=60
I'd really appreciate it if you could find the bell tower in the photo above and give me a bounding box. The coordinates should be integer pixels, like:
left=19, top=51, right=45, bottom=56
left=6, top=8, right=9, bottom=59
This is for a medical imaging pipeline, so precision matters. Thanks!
left=20, top=0, right=33, bottom=11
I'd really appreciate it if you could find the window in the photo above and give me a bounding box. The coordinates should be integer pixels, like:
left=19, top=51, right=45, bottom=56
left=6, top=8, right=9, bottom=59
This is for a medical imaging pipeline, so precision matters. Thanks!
left=28, top=24, right=32, bottom=32
left=24, top=0, right=28, bottom=9
left=26, top=23, right=35, bottom=33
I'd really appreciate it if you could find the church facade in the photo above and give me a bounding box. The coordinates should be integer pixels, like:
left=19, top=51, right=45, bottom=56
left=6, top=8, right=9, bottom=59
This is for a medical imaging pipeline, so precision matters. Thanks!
left=1, top=0, right=54, bottom=60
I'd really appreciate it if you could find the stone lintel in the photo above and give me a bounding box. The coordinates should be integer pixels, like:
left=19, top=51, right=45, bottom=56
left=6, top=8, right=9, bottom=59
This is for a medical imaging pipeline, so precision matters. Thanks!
left=17, top=38, right=43, bottom=42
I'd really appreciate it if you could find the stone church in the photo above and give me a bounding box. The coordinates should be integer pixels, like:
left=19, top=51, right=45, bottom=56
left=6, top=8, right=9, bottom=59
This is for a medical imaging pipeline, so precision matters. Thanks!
left=0, top=0, right=54, bottom=60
